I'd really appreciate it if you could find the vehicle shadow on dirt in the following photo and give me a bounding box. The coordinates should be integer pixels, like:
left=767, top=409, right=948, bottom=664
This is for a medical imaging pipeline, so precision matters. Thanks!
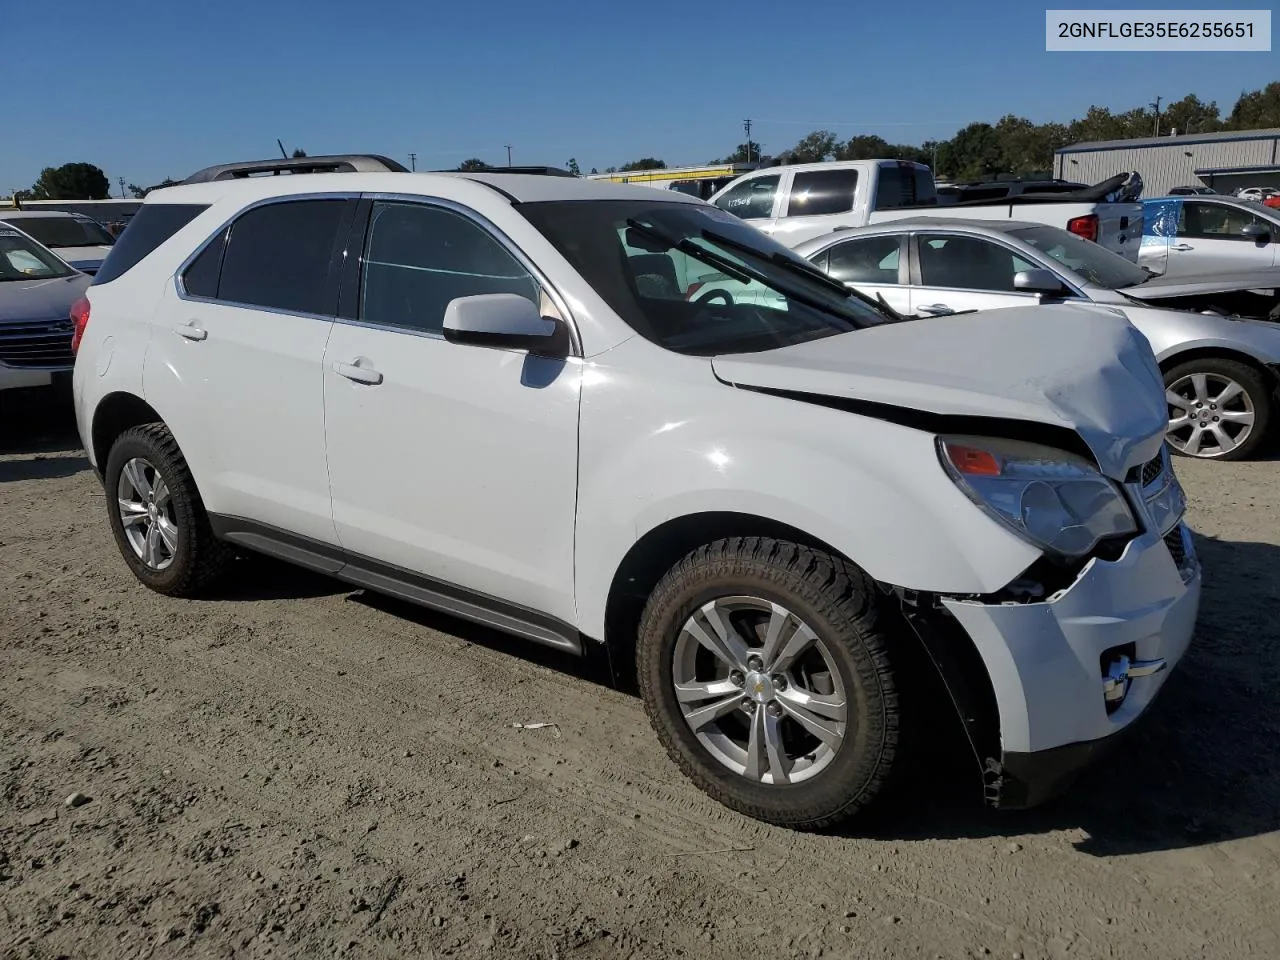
left=0, top=385, right=82, bottom=459
left=342, top=534, right=1280, bottom=859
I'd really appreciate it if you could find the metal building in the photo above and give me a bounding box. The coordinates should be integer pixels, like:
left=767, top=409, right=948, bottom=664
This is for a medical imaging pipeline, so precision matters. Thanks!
left=1054, top=128, right=1280, bottom=197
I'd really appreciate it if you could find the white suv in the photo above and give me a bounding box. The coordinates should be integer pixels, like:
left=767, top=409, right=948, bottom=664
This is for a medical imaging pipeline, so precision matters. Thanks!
left=72, top=155, right=1200, bottom=829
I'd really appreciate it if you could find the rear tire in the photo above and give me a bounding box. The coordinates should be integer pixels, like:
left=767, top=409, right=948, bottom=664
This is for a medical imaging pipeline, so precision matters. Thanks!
left=636, top=537, right=902, bottom=830
left=1163, top=357, right=1273, bottom=461
left=104, top=423, right=231, bottom=597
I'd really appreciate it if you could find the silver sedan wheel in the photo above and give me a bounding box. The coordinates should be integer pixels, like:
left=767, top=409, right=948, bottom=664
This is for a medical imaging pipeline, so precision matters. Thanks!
left=1166, top=372, right=1255, bottom=458
left=672, top=596, right=847, bottom=785
left=117, top=457, right=178, bottom=571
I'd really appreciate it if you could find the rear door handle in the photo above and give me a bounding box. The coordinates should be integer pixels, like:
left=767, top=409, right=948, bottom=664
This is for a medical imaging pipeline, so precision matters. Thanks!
left=1171, top=243, right=1194, bottom=251
left=173, top=321, right=207, bottom=341
left=333, top=359, right=383, bottom=386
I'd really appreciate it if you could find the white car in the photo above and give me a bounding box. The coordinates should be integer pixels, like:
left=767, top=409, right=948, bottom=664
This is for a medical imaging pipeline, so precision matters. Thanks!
left=1, top=223, right=90, bottom=392
left=0, top=210, right=116, bottom=275
left=790, top=219, right=1280, bottom=460
left=72, top=155, right=1199, bottom=829
left=706, top=160, right=1145, bottom=261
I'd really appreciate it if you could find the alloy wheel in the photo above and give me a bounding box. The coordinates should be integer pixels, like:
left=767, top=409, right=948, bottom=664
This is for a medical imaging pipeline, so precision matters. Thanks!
left=1166, top=372, right=1255, bottom=458
left=672, top=596, right=848, bottom=785
left=116, top=457, right=179, bottom=571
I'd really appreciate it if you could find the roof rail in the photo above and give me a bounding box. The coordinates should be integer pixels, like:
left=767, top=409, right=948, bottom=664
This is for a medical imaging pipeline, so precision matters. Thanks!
left=441, top=165, right=578, bottom=178
left=181, top=154, right=409, bottom=184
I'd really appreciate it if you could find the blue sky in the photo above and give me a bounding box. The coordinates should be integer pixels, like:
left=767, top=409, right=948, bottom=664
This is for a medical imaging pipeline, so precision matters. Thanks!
left=3, top=0, right=1274, bottom=192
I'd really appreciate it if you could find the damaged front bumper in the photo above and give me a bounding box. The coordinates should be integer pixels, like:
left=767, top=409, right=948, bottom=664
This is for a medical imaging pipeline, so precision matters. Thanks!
left=940, top=521, right=1200, bottom=808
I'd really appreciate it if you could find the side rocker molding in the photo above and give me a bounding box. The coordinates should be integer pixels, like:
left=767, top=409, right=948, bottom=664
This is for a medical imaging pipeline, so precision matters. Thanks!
left=208, top=515, right=585, bottom=656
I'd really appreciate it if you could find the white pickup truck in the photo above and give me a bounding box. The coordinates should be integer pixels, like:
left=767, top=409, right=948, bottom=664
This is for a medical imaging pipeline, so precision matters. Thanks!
left=708, top=159, right=1145, bottom=262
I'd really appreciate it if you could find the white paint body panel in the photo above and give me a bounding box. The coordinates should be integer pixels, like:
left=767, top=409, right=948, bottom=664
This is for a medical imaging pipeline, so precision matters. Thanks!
left=144, top=284, right=339, bottom=545
left=946, top=529, right=1199, bottom=754
left=321, top=325, right=581, bottom=624
left=73, top=169, right=1200, bottom=771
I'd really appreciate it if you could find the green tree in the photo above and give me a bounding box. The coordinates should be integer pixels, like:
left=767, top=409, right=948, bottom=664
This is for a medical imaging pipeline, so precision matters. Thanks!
left=29, top=162, right=110, bottom=200
left=836, top=135, right=892, bottom=161
left=458, top=158, right=490, bottom=171
left=935, top=123, right=1003, bottom=179
left=787, top=130, right=839, bottom=163
left=717, top=142, right=762, bottom=164
left=566, top=158, right=582, bottom=176
left=620, top=157, right=666, bottom=171
left=1161, top=94, right=1223, bottom=135
left=292, top=148, right=308, bottom=158
left=1227, top=82, right=1280, bottom=130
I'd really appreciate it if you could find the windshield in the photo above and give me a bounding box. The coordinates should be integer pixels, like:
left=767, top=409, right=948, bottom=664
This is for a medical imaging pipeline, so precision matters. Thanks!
left=0, top=215, right=114, bottom=249
left=517, top=199, right=887, bottom=356
left=1008, top=224, right=1149, bottom=289
left=0, top=228, right=76, bottom=281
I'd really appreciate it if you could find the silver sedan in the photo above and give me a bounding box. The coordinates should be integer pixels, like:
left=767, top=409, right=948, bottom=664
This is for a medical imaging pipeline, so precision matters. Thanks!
left=788, top=218, right=1280, bottom=461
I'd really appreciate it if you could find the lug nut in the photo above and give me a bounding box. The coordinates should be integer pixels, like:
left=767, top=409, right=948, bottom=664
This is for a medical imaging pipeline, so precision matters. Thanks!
left=747, top=656, right=763, bottom=671
left=767, top=702, right=784, bottom=718
left=741, top=698, right=755, bottom=712
left=729, top=671, right=745, bottom=687
left=1213, top=416, right=1220, bottom=422
left=772, top=675, right=787, bottom=690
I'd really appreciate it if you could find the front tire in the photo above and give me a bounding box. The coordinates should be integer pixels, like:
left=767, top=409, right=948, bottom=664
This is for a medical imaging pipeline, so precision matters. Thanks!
left=637, top=537, right=901, bottom=830
left=104, top=423, right=231, bottom=597
left=1164, top=357, right=1273, bottom=461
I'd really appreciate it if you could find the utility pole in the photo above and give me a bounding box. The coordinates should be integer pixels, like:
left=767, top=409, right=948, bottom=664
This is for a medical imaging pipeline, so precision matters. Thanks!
left=118, top=177, right=126, bottom=199
left=1150, top=96, right=1163, bottom=137
left=408, top=153, right=416, bottom=171
left=743, top=119, right=753, bottom=162
left=505, top=145, right=513, bottom=167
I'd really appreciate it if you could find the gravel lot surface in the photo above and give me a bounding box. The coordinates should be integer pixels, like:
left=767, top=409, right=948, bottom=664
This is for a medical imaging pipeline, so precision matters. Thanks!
left=3, top=388, right=1278, bottom=959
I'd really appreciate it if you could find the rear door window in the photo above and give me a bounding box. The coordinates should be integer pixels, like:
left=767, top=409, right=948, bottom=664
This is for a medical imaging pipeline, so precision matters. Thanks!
left=714, top=175, right=781, bottom=220
left=89, top=204, right=208, bottom=285
left=785, top=169, right=858, bottom=217
left=826, top=236, right=903, bottom=284
left=215, top=199, right=350, bottom=315
left=874, top=163, right=937, bottom=210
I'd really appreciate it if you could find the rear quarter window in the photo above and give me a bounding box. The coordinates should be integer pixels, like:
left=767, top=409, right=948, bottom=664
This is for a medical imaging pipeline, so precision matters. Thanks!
left=91, top=204, right=209, bottom=285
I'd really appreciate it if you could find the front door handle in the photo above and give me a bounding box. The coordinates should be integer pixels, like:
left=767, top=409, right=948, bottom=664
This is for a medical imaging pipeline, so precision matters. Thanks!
left=173, top=321, right=207, bottom=341
left=333, top=359, right=383, bottom=385
left=1171, top=243, right=1194, bottom=251
left=916, top=303, right=955, bottom=316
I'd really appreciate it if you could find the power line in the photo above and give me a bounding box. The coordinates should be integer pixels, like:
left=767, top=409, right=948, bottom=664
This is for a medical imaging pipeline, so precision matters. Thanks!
left=749, top=117, right=966, bottom=127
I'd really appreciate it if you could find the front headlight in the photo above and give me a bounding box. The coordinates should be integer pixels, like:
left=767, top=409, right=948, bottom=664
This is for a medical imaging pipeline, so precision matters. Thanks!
left=938, top=436, right=1137, bottom=559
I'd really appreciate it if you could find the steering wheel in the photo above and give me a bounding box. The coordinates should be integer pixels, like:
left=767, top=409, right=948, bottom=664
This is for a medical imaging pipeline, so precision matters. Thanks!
left=694, top=288, right=734, bottom=306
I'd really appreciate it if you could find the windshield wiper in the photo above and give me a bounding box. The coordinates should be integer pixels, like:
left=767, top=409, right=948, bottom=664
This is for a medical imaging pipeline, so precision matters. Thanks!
left=700, top=228, right=902, bottom=320
left=624, top=219, right=754, bottom=286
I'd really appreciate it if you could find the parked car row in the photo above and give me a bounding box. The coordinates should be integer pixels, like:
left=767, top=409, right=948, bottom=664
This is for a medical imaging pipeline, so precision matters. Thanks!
left=0, top=222, right=90, bottom=393
left=70, top=154, right=1197, bottom=830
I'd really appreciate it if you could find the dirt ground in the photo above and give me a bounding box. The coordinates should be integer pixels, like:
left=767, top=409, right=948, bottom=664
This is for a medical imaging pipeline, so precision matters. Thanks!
left=2, top=387, right=1279, bottom=960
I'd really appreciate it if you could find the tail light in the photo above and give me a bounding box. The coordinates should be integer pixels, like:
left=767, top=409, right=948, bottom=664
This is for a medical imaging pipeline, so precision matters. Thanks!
left=1066, top=214, right=1099, bottom=243
left=70, top=297, right=90, bottom=355
left=685, top=281, right=705, bottom=300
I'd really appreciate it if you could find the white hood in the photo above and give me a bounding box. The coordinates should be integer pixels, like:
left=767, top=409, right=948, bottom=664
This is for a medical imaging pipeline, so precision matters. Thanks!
left=711, top=304, right=1168, bottom=479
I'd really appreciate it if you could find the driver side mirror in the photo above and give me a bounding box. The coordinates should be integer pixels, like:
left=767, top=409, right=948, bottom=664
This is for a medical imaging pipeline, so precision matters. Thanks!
left=1013, top=268, right=1070, bottom=298
left=442, top=294, right=571, bottom=358
left=1242, top=222, right=1272, bottom=243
